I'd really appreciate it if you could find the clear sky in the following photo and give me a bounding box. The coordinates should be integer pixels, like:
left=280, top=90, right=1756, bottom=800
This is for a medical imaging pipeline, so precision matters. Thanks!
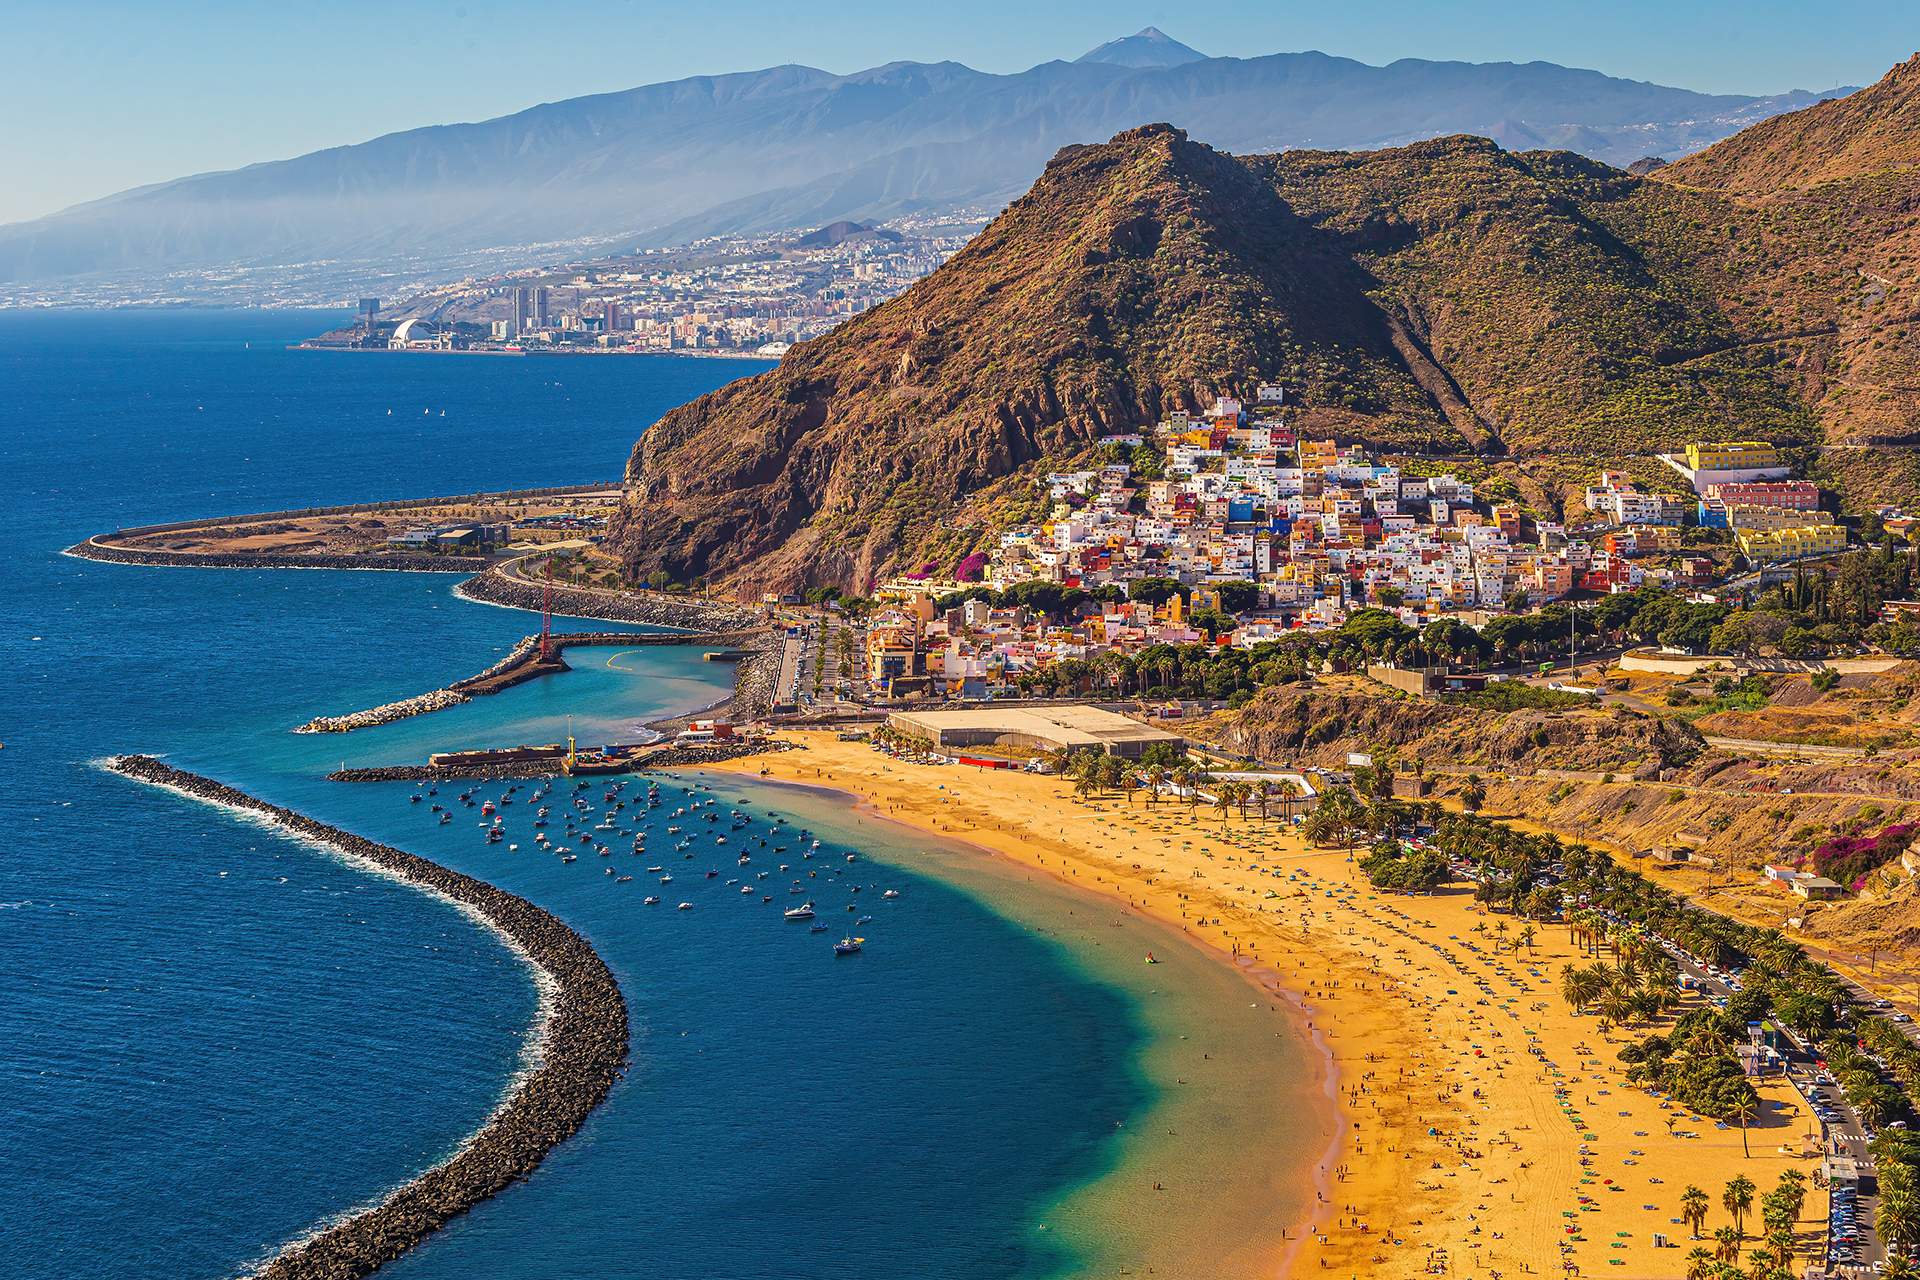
left=1, top=0, right=1913, bottom=225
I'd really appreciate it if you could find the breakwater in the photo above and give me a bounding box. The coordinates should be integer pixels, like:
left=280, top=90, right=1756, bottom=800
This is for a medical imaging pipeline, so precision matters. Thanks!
left=296, top=688, right=473, bottom=735
left=107, top=755, right=627, bottom=1280
left=294, top=629, right=762, bottom=734
left=455, top=567, right=760, bottom=631
left=330, top=761, right=569, bottom=783
left=65, top=538, right=488, bottom=573
left=327, top=739, right=794, bottom=783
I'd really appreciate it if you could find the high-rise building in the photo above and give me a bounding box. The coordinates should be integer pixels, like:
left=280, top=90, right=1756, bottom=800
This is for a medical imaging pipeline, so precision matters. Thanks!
left=603, top=300, right=624, bottom=332
left=530, top=286, right=550, bottom=328
left=357, top=298, right=381, bottom=329
left=508, top=286, right=533, bottom=339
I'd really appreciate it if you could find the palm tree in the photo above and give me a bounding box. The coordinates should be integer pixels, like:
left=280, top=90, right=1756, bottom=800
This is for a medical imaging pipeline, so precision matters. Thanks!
left=1684, top=1245, right=1716, bottom=1280
left=1773, top=1170, right=1806, bottom=1227
left=1681, top=1184, right=1710, bottom=1239
left=1518, top=924, right=1538, bottom=955
left=1730, top=1094, right=1759, bottom=1159
left=1723, top=1174, right=1755, bottom=1238
left=1714, top=1225, right=1742, bottom=1263
left=1461, top=773, right=1487, bottom=814
left=1144, top=766, right=1167, bottom=807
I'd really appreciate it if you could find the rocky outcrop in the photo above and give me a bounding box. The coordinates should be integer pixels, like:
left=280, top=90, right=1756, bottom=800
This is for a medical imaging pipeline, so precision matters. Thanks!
left=107, top=756, right=626, bottom=1280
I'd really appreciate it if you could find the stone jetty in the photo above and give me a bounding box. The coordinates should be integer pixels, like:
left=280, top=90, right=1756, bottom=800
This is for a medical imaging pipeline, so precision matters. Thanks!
left=295, top=688, right=471, bottom=734
left=294, top=628, right=764, bottom=734
left=455, top=567, right=760, bottom=631
left=107, top=756, right=627, bottom=1280
left=328, top=760, right=569, bottom=783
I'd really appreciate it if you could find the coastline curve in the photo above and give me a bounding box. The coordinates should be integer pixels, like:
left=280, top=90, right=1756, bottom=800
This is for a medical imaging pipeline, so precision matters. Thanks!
left=107, top=755, right=628, bottom=1280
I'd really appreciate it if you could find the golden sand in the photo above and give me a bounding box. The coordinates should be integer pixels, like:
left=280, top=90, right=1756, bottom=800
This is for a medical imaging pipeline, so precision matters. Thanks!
left=709, top=733, right=1830, bottom=1279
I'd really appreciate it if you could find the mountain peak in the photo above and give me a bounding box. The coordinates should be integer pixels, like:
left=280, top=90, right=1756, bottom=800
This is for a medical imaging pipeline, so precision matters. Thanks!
left=1075, top=27, right=1208, bottom=69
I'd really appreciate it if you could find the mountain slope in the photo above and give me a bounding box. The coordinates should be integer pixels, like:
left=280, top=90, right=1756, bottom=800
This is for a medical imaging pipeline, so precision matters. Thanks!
left=605, top=116, right=1880, bottom=595
left=1661, top=52, right=1920, bottom=193
left=0, top=44, right=1851, bottom=297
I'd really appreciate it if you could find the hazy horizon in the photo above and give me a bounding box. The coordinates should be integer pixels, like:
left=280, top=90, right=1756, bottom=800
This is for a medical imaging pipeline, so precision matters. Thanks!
left=1, top=0, right=1910, bottom=226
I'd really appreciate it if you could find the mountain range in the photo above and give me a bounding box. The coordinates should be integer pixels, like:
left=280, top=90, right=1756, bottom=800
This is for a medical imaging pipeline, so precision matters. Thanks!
left=0, top=31, right=1854, bottom=298
left=604, top=53, right=1920, bottom=597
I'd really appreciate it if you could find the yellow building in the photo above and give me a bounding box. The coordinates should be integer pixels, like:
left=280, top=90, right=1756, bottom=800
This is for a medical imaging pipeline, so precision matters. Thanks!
left=1686, top=441, right=1781, bottom=472
left=1298, top=439, right=1340, bottom=470
left=1725, top=504, right=1834, bottom=533
left=1737, top=523, right=1847, bottom=562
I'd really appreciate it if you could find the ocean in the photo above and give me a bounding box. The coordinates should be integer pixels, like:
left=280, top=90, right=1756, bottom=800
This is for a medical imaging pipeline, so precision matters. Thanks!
left=0, top=310, right=1290, bottom=1280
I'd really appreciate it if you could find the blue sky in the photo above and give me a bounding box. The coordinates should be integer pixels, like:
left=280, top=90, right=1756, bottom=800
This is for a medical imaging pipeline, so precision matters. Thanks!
left=1, top=0, right=1912, bottom=225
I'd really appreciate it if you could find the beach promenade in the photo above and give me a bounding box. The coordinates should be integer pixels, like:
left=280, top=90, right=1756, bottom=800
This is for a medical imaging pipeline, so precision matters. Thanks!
left=712, top=733, right=1831, bottom=1279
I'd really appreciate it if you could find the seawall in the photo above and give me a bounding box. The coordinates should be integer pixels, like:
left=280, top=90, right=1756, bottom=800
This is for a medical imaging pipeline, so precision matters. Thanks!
left=454, top=567, right=760, bottom=631
left=107, top=755, right=628, bottom=1280
left=295, top=628, right=767, bottom=734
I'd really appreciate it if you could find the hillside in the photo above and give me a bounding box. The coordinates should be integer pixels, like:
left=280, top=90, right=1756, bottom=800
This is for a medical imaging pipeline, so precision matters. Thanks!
left=1661, top=53, right=1920, bottom=193
left=607, top=60, right=1920, bottom=595
left=1204, top=682, right=1708, bottom=777
left=0, top=41, right=1848, bottom=300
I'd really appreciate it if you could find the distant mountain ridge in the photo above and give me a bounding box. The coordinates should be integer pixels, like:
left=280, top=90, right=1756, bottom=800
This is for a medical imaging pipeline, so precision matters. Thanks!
left=0, top=37, right=1855, bottom=300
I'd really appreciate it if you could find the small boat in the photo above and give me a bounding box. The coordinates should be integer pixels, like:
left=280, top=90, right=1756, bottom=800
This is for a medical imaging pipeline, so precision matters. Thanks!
left=658, top=874, right=673, bottom=884
left=882, top=889, right=900, bottom=899
left=677, top=902, right=693, bottom=911
left=486, top=828, right=502, bottom=843
left=616, top=875, right=632, bottom=883
left=785, top=902, right=815, bottom=920
left=834, top=937, right=864, bottom=956
left=481, top=801, right=495, bottom=816
left=644, top=895, right=661, bottom=905
left=810, top=924, right=830, bottom=934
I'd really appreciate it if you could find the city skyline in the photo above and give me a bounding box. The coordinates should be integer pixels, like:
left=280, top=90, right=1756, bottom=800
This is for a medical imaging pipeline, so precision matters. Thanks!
left=1, top=0, right=1912, bottom=225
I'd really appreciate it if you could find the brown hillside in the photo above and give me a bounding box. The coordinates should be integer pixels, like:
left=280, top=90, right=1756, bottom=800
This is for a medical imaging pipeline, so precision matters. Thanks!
left=1206, top=682, right=1706, bottom=778
left=1662, top=54, right=1920, bottom=193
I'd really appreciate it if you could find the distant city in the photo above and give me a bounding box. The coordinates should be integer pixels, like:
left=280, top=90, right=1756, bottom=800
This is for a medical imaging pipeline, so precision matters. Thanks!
left=300, top=213, right=985, bottom=358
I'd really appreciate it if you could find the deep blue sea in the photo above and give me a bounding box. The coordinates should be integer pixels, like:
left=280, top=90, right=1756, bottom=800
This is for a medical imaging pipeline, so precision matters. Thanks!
left=0, top=311, right=1152, bottom=1280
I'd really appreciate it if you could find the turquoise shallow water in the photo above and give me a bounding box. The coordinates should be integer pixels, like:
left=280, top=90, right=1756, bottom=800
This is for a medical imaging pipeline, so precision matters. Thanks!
left=0, top=311, right=1153, bottom=1280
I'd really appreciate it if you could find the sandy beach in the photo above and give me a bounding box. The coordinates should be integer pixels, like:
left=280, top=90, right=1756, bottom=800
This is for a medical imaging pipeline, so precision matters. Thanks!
left=707, top=733, right=1830, bottom=1279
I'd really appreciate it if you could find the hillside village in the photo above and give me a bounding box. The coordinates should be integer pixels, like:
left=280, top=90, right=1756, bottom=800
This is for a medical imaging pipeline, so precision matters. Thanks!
left=838, top=387, right=1883, bottom=699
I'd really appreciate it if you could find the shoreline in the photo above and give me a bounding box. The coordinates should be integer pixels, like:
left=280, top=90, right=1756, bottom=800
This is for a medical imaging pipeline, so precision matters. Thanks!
left=704, top=766, right=1330, bottom=1278
left=707, top=734, right=1831, bottom=1278
left=106, top=755, right=628, bottom=1280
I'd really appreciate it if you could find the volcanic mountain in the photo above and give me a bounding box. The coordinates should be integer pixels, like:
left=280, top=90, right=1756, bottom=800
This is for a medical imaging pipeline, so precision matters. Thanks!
left=609, top=56, right=1920, bottom=597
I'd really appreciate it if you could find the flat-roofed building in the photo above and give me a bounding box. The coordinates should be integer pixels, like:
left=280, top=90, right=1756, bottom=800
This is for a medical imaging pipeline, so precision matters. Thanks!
left=887, top=706, right=1185, bottom=759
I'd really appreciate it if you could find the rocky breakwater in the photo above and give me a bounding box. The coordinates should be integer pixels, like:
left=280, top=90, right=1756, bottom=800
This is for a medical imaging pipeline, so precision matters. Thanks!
left=108, top=755, right=627, bottom=1280
left=456, top=567, right=760, bottom=631
left=296, top=688, right=470, bottom=734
